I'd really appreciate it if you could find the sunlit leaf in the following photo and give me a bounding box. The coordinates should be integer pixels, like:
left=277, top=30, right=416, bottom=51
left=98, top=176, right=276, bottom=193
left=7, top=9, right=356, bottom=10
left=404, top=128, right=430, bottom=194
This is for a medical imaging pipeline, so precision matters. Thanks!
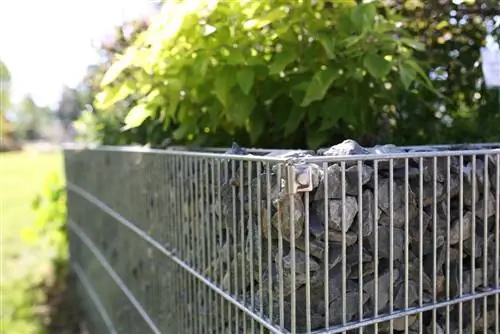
left=122, top=104, right=151, bottom=130
left=95, top=82, right=134, bottom=110
left=243, top=7, right=288, bottom=30
left=301, top=67, right=342, bottom=107
left=363, top=54, right=392, bottom=79
left=100, top=49, right=136, bottom=87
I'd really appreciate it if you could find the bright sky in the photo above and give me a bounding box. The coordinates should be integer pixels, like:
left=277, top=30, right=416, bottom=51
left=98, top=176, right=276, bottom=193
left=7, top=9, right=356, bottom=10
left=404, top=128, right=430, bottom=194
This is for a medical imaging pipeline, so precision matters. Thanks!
left=0, top=0, right=158, bottom=108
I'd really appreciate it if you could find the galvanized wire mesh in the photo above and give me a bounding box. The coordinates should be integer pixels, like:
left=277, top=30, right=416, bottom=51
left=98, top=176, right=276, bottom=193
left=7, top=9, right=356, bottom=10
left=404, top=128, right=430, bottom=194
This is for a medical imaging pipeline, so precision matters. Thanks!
left=64, top=142, right=500, bottom=334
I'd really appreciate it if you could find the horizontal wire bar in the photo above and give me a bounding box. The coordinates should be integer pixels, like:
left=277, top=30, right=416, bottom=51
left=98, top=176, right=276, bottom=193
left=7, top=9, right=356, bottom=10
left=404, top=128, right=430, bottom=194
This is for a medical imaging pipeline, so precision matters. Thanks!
left=310, top=288, right=500, bottom=334
left=66, top=182, right=288, bottom=334
left=61, top=144, right=292, bottom=162
left=71, top=262, right=118, bottom=334
left=68, top=220, right=162, bottom=334
left=297, top=147, right=500, bottom=163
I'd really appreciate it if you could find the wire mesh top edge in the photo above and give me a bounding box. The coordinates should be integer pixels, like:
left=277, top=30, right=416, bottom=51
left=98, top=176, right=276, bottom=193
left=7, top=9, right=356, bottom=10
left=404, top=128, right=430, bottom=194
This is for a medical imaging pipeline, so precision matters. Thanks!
left=62, top=142, right=500, bottom=163
left=62, top=144, right=291, bottom=162
left=298, top=147, right=500, bottom=163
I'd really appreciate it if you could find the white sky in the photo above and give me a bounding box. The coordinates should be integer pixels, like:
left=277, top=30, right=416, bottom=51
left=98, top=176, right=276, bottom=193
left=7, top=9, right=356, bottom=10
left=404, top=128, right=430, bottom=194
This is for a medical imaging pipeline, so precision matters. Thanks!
left=0, top=0, right=158, bottom=108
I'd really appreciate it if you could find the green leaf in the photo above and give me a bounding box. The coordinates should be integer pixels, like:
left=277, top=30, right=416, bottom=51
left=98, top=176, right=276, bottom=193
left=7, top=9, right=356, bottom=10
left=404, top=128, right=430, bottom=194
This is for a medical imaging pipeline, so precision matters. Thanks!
left=248, top=114, right=265, bottom=144
left=95, top=82, right=134, bottom=110
left=301, top=66, right=341, bottom=107
left=398, top=62, right=416, bottom=89
left=318, top=96, right=345, bottom=131
left=284, top=106, right=306, bottom=136
left=229, top=91, right=256, bottom=126
left=400, top=38, right=426, bottom=52
left=243, top=7, right=288, bottom=30
left=269, top=49, right=296, bottom=75
left=100, top=49, right=136, bottom=87
left=404, top=59, right=442, bottom=97
left=236, top=68, right=255, bottom=95
left=122, top=104, right=151, bottom=130
left=363, top=54, right=392, bottom=79
left=316, top=33, right=336, bottom=59
left=351, top=2, right=376, bottom=32
left=214, top=68, right=236, bottom=107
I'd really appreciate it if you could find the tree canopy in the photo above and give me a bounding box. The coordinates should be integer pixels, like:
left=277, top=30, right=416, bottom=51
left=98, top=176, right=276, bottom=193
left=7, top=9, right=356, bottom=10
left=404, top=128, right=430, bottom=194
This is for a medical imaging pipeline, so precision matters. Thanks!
left=76, top=0, right=500, bottom=149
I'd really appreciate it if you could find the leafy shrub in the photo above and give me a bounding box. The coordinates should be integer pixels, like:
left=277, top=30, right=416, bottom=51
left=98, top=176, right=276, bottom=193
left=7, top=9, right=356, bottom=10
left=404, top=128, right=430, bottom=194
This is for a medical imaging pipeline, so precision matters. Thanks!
left=24, top=172, right=68, bottom=266
left=95, top=0, right=435, bottom=149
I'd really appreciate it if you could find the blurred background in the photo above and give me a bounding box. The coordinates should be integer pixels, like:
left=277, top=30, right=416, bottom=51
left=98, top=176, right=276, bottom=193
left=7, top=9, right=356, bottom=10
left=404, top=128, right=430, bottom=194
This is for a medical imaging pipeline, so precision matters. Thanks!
left=0, top=0, right=498, bottom=333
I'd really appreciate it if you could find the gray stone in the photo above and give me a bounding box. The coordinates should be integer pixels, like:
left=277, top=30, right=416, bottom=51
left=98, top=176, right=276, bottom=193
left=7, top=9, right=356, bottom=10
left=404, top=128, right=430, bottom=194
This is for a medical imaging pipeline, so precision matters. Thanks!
left=271, top=194, right=304, bottom=240
left=377, top=178, right=416, bottom=213
left=328, top=289, right=369, bottom=324
left=280, top=248, right=321, bottom=273
left=364, top=269, right=401, bottom=313
left=464, top=158, right=491, bottom=192
left=350, top=189, right=376, bottom=237
left=368, top=225, right=405, bottom=260
left=314, top=163, right=372, bottom=200
left=322, top=139, right=370, bottom=158
left=315, top=196, right=358, bottom=232
left=450, top=211, right=474, bottom=245
left=475, top=192, right=497, bottom=219
left=325, top=230, right=358, bottom=246
left=294, top=236, right=325, bottom=260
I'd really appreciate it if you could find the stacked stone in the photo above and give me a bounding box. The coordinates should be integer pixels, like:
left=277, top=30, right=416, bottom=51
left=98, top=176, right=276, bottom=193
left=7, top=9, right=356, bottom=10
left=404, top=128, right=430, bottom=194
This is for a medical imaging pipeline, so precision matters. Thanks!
left=186, top=141, right=499, bottom=333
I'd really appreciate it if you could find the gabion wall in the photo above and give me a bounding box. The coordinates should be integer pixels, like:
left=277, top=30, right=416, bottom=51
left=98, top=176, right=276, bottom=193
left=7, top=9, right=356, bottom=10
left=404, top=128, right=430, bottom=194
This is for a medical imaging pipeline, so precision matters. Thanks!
left=64, top=141, right=500, bottom=334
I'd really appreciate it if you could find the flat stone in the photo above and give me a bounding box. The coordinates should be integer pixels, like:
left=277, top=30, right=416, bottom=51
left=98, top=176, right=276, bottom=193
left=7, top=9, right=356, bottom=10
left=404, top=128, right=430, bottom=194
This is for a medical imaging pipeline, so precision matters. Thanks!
left=280, top=248, right=321, bottom=273
left=325, top=230, right=358, bottom=246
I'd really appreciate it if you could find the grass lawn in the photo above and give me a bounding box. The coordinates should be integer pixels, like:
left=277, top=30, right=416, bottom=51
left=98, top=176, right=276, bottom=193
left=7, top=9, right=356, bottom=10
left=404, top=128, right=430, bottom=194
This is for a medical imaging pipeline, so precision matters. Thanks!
left=0, top=150, right=64, bottom=334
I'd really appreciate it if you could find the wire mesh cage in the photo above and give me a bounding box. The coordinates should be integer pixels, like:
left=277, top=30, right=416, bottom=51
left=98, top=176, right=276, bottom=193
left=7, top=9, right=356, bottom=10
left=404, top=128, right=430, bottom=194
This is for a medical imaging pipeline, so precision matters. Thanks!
left=63, top=141, right=500, bottom=334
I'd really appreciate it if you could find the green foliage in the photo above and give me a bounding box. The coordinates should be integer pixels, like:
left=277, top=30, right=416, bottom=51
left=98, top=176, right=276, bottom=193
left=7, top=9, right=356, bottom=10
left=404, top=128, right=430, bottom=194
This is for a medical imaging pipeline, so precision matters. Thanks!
left=76, top=0, right=500, bottom=149
left=27, top=172, right=68, bottom=263
left=0, top=152, right=66, bottom=334
left=94, top=0, right=435, bottom=149
left=387, top=0, right=500, bottom=144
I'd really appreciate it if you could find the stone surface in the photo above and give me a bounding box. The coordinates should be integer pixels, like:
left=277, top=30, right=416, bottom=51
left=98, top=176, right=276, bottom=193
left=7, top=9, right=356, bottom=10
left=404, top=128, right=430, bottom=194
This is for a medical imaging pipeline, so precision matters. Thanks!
left=190, top=140, right=499, bottom=333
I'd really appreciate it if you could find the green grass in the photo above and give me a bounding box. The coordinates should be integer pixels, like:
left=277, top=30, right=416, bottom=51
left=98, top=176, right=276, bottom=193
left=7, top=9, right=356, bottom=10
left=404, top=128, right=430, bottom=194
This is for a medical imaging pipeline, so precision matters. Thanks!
left=0, top=150, right=63, bottom=334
